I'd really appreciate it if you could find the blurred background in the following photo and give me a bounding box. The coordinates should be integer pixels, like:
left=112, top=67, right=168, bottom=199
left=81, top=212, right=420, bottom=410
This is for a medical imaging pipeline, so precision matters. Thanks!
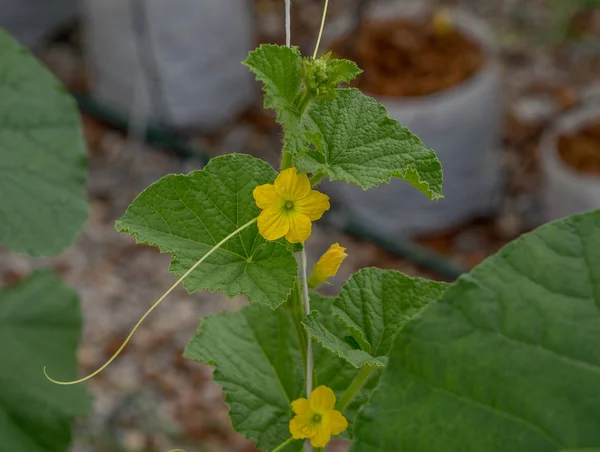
left=1, top=0, right=600, bottom=450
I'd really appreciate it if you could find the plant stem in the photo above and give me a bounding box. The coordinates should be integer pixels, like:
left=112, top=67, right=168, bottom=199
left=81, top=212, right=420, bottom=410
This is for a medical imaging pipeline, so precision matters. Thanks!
left=313, top=0, right=330, bottom=58
left=281, top=152, right=293, bottom=170
left=272, top=436, right=294, bottom=452
left=299, top=249, right=313, bottom=397
left=296, top=90, right=313, bottom=116
left=336, top=364, right=375, bottom=412
left=286, top=281, right=307, bottom=367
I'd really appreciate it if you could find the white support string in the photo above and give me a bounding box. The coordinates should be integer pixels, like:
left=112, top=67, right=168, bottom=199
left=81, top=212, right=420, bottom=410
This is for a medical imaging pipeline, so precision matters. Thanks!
left=285, top=0, right=291, bottom=47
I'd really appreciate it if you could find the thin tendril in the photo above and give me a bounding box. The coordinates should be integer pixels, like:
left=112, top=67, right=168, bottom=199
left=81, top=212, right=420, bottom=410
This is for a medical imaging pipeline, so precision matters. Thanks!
left=271, top=437, right=294, bottom=452
left=312, top=0, right=330, bottom=59
left=285, top=0, right=291, bottom=47
left=43, top=218, right=258, bottom=386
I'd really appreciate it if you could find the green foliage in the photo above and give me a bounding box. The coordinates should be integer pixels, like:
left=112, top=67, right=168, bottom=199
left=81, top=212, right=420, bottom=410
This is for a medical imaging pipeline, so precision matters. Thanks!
left=184, top=294, right=368, bottom=450
left=304, top=268, right=451, bottom=368
left=0, top=29, right=88, bottom=257
left=0, top=271, right=91, bottom=452
left=244, top=45, right=304, bottom=122
left=295, top=89, right=444, bottom=197
left=116, top=154, right=298, bottom=308
left=352, top=211, right=600, bottom=452
left=301, top=53, right=362, bottom=99
left=245, top=44, right=444, bottom=199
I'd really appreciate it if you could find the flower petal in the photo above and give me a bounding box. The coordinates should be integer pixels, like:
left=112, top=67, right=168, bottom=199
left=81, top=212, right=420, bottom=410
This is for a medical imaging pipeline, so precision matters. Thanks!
left=291, top=398, right=310, bottom=415
left=310, top=427, right=331, bottom=448
left=274, top=167, right=311, bottom=200
left=295, top=190, right=330, bottom=221
left=328, top=410, right=348, bottom=435
left=253, top=183, right=281, bottom=210
left=290, top=416, right=308, bottom=439
left=309, top=386, right=336, bottom=411
left=285, top=213, right=312, bottom=243
left=257, top=208, right=289, bottom=241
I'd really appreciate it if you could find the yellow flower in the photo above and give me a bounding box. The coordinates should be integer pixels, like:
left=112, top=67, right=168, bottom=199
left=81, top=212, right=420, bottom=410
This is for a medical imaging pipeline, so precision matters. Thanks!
left=289, top=386, right=348, bottom=448
left=308, top=243, right=348, bottom=288
left=253, top=168, right=330, bottom=243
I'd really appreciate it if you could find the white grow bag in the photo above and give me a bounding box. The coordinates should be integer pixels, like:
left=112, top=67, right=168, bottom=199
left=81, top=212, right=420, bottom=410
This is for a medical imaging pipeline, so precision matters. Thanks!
left=541, top=105, right=600, bottom=221
left=0, top=0, right=79, bottom=48
left=325, top=2, right=503, bottom=237
left=83, top=0, right=255, bottom=131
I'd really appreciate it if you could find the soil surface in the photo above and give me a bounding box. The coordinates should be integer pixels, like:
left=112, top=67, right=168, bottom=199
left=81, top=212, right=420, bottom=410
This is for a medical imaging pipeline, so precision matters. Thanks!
left=332, top=14, right=485, bottom=97
left=558, top=121, right=600, bottom=174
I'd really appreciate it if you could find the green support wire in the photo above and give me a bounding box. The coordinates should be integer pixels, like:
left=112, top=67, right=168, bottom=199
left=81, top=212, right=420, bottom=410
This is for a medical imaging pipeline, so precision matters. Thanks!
left=74, top=92, right=464, bottom=281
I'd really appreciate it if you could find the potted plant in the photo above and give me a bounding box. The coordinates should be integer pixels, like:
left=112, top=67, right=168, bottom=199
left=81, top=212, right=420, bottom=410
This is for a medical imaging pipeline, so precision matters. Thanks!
left=83, top=0, right=256, bottom=131
left=541, top=105, right=600, bottom=220
left=324, top=1, right=503, bottom=237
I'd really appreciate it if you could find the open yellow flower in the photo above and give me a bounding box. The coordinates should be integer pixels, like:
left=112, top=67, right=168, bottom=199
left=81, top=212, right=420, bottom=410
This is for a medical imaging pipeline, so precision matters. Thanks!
left=289, top=386, right=348, bottom=448
left=308, top=243, right=348, bottom=288
left=253, top=168, right=330, bottom=243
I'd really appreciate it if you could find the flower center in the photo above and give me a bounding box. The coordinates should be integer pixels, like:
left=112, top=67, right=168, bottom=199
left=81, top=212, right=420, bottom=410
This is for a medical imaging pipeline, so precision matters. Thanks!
left=312, top=413, right=322, bottom=424
left=285, top=200, right=294, bottom=210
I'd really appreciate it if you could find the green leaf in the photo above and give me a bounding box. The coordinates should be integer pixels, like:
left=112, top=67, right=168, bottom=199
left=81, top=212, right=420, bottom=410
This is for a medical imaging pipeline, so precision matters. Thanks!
left=304, top=311, right=386, bottom=368
left=0, top=271, right=91, bottom=452
left=184, top=294, right=373, bottom=450
left=321, top=56, right=363, bottom=87
left=184, top=303, right=304, bottom=452
left=305, top=268, right=450, bottom=368
left=244, top=44, right=303, bottom=122
left=116, top=154, right=297, bottom=309
left=0, top=29, right=88, bottom=257
left=310, top=294, right=380, bottom=439
left=295, top=89, right=443, bottom=199
left=352, top=210, right=600, bottom=452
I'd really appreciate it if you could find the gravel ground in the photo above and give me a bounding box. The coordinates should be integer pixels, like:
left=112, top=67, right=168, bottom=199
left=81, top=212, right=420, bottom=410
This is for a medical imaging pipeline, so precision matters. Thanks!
left=1, top=0, right=599, bottom=450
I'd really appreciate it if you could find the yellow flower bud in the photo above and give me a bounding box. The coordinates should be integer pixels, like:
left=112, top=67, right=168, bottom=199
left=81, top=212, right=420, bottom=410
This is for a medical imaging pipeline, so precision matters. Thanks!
left=432, top=9, right=453, bottom=36
left=308, top=243, right=348, bottom=288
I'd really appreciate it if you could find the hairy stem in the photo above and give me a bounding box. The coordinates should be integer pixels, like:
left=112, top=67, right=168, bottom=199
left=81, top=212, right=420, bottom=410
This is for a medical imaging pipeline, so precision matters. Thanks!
left=299, top=249, right=313, bottom=397
left=44, top=218, right=258, bottom=385
left=287, top=281, right=308, bottom=367
left=336, top=364, right=375, bottom=412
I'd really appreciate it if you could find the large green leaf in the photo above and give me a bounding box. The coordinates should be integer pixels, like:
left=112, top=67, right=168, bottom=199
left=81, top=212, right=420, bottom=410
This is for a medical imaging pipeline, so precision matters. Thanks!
left=0, top=29, right=88, bottom=256
left=0, top=271, right=91, bottom=452
left=185, top=303, right=304, bottom=452
left=295, top=89, right=443, bottom=199
left=305, top=268, right=450, bottom=368
left=184, top=294, right=371, bottom=451
left=353, top=211, right=600, bottom=452
left=116, top=154, right=297, bottom=309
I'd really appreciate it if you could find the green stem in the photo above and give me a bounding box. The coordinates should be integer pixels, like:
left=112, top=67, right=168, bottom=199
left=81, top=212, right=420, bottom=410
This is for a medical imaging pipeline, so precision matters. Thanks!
left=296, top=90, right=313, bottom=117
left=299, top=249, right=314, bottom=397
left=281, top=152, right=293, bottom=170
left=271, top=437, right=295, bottom=452
left=287, top=281, right=308, bottom=367
left=336, top=364, right=375, bottom=412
